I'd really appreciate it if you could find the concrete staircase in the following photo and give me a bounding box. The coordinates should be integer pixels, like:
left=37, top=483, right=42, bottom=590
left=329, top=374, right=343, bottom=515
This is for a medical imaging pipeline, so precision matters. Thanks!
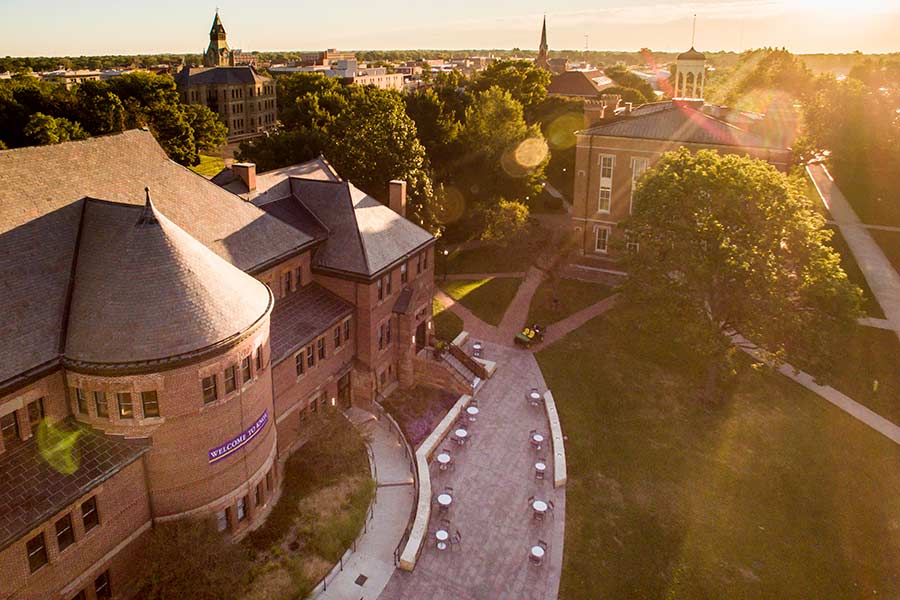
left=442, top=352, right=485, bottom=395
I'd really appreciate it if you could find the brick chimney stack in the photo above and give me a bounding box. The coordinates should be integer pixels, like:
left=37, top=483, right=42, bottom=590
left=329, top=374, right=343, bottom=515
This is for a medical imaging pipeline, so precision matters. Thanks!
left=389, top=180, right=407, bottom=217
left=232, top=162, right=256, bottom=192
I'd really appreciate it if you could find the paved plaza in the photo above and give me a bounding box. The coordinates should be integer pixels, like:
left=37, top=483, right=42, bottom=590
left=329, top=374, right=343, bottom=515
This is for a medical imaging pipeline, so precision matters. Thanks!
left=379, top=341, right=565, bottom=600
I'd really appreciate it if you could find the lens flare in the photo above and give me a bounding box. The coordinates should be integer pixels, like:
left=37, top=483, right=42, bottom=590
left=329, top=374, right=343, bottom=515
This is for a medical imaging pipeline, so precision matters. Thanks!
left=545, top=113, right=583, bottom=150
left=37, top=420, right=82, bottom=475
left=501, top=137, right=549, bottom=178
left=431, top=184, right=466, bottom=225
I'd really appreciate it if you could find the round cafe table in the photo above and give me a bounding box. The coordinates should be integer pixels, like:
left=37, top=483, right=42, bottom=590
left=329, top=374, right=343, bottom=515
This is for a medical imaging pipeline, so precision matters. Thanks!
left=529, top=391, right=541, bottom=401
left=532, top=500, right=548, bottom=514
left=437, top=493, right=453, bottom=507
left=437, top=452, right=451, bottom=465
left=532, top=433, right=544, bottom=444
left=472, top=342, right=483, bottom=351
left=466, top=406, right=479, bottom=421
left=534, top=461, right=546, bottom=473
left=455, top=428, right=468, bottom=439
left=436, top=529, right=449, bottom=550
left=530, top=545, right=546, bottom=559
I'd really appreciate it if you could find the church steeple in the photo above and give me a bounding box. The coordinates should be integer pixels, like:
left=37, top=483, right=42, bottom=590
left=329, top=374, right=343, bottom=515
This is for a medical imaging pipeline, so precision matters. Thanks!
left=536, top=15, right=550, bottom=70
left=203, top=11, right=234, bottom=67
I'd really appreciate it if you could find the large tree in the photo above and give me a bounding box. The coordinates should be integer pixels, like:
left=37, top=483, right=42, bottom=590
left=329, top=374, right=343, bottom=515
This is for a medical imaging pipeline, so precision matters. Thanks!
left=603, top=65, right=655, bottom=104
left=472, top=60, right=551, bottom=120
left=621, top=149, right=862, bottom=400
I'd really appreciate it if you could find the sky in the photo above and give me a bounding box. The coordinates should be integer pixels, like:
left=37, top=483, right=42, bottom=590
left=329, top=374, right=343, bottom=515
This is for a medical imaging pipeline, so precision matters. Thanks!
left=1, top=0, right=899, bottom=56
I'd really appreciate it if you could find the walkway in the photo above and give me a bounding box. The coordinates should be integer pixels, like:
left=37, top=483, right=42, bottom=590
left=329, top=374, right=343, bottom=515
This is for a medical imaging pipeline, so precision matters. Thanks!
left=497, top=266, right=547, bottom=342
left=379, top=342, right=565, bottom=600
left=318, top=412, right=414, bottom=600
left=808, top=163, right=900, bottom=342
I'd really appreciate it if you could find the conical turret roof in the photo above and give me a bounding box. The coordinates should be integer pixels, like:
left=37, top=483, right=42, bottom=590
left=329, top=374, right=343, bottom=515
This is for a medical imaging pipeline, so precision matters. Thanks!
left=64, top=191, right=272, bottom=369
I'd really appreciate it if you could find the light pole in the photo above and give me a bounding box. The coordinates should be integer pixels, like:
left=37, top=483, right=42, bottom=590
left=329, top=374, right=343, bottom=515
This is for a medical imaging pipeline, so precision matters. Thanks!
left=442, top=249, right=449, bottom=281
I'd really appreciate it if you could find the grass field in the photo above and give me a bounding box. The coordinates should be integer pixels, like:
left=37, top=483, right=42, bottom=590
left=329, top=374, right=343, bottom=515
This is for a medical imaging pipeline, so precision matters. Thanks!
left=536, top=312, right=900, bottom=599
left=433, top=298, right=464, bottom=342
left=189, top=154, right=225, bottom=177
left=527, top=277, right=616, bottom=325
left=439, top=278, right=522, bottom=326
left=870, top=229, right=900, bottom=276
left=826, top=227, right=885, bottom=318
left=444, top=226, right=550, bottom=274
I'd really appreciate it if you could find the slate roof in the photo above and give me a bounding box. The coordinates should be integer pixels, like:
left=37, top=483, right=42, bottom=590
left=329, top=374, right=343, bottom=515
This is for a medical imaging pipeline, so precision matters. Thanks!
left=580, top=101, right=784, bottom=150
left=0, top=419, right=150, bottom=549
left=548, top=71, right=606, bottom=97
left=269, top=283, right=353, bottom=364
left=0, top=130, right=310, bottom=390
left=251, top=160, right=435, bottom=279
left=64, top=198, right=272, bottom=368
left=173, top=65, right=272, bottom=86
left=212, top=156, right=340, bottom=200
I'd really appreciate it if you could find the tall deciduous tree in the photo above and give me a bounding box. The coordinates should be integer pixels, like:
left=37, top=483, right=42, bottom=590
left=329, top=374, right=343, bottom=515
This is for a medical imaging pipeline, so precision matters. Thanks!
left=622, top=149, right=862, bottom=400
left=23, top=112, right=88, bottom=144
left=603, top=65, right=655, bottom=104
left=472, top=60, right=551, bottom=120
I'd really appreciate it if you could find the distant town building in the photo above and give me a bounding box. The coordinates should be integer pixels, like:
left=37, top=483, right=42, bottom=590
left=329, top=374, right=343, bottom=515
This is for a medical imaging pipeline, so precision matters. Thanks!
left=535, top=16, right=550, bottom=70
left=270, top=60, right=404, bottom=91
left=41, top=69, right=102, bottom=89
left=570, top=48, right=792, bottom=262
left=176, top=12, right=277, bottom=143
left=547, top=70, right=614, bottom=98
left=299, top=49, right=358, bottom=67
left=547, top=57, right=569, bottom=74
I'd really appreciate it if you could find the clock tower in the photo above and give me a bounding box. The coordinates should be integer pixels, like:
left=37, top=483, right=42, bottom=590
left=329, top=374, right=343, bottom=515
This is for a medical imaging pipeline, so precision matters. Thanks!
left=203, top=11, right=234, bottom=67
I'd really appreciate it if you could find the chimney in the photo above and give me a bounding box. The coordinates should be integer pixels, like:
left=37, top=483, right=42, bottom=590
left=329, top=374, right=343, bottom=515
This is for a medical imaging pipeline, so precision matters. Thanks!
left=232, top=162, right=256, bottom=192
left=389, top=180, right=407, bottom=217
left=624, top=102, right=633, bottom=114
left=584, top=100, right=607, bottom=128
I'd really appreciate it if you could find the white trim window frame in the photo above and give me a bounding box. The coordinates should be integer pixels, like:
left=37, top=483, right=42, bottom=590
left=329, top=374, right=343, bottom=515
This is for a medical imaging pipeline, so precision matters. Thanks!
left=630, top=157, right=650, bottom=215
left=593, top=225, right=611, bottom=254
left=597, top=154, right=614, bottom=214
left=625, top=231, right=640, bottom=253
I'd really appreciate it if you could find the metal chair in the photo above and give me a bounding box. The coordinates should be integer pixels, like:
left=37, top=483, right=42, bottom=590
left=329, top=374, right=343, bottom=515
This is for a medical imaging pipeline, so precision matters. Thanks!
left=450, top=529, right=462, bottom=551
left=529, top=539, right=548, bottom=566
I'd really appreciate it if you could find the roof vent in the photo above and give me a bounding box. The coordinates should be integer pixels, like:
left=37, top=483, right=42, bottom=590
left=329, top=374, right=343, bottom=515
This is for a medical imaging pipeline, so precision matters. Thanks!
left=136, top=187, right=159, bottom=226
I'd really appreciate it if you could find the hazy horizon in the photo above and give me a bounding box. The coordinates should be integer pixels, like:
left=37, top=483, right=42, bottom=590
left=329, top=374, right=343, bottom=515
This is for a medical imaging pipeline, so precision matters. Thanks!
left=1, top=0, right=898, bottom=57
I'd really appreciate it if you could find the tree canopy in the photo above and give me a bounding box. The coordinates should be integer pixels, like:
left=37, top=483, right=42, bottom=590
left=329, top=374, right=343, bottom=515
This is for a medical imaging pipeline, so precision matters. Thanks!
left=0, top=72, right=225, bottom=165
left=603, top=65, right=655, bottom=104
left=622, top=149, right=862, bottom=399
left=472, top=60, right=551, bottom=120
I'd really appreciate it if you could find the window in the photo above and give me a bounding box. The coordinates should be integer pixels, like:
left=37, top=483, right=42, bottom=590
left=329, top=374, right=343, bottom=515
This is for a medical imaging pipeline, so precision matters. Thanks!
left=343, top=319, right=350, bottom=342
left=224, top=366, right=236, bottom=394
left=598, top=155, right=614, bottom=213
left=202, top=376, right=217, bottom=404
left=334, top=326, right=342, bottom=349
left=317, top=337, right=326, bottom=361
left=266, top=469, right=273, bottom=492
left=385, top=274, right=392, bottom=295
left=55, top=513, right=75, bottom=552
left=630, top=157, right=650, bottom=214
left=74, top=388, right=87, bottom=415
left=294, top=266, right=303, bottom=288
left=423, top=251, right=428, bottom=270
left=299, top=405, right=307, bottom=421
left=295, top=352, right=304, bottom=377
left=416, top=253, right=422, bottom=274
left=27, top=398, right=45, bottom=433
left=255, top=347, right=263, bottom=372
left=94, top=571, right=111, bottom=599
left=26, top=533, right=48, bottom=573
left=598, top=187, right=611, bottom=213
left=386, top=319, right=392, bottom=345
left=594, top=226, right=610, bottom=254
left=282, top=270, right=292, bottom=295
left=237, top=496, right=247, bottom=522
left=310, top=396, right=318, bottom=414
left=255, top=482, right=263, bottom=507
left=400, top=262, right=408, bottom=284
left=2, top=411, right=19, bottom=445
left=141, top=391, right=159, bottom=418
left=241, top=356, right=252, bottom=383
left=81, top=496, right=99, bottom=532
left=320, top=394, right=327, bottom=409
left=377, top=278, right=384, bottom=301
left=378, top=324, right=384, bottom=350
left=216, top=509, right=228, bottom=532
left=626, top=231, right=640, bottom=253
left=94, top=392, right=108, bottom=418
left=306, top=344, right=315, bottom=369
left=112, top=392, right=132, bottom=419
left=71, top=591, right=86, bottom=600
left=600, top=154, right=614, bottom=179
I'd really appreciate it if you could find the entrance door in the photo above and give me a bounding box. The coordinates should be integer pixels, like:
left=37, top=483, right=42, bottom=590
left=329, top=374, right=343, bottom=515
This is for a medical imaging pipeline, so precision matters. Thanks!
left=338, top=372, right=351, bottom=409
left=416, top=321, right=427, bottom=351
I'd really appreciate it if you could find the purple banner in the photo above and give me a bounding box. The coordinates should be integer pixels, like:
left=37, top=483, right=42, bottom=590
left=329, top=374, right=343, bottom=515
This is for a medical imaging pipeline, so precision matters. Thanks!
left=208, top=410, right=269, bottom=464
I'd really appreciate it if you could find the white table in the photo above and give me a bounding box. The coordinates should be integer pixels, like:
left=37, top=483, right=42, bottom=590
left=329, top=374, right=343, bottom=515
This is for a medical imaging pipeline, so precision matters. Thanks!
left=530, top=545, right=546, bottom=559
left=455, top=428, right=468, bottom=439
left=437, top=453, right=451, bottom=465
left=466, top=406, right=479, bottom=421
left=532, top=433, right=544, bottom=444
left=437, top=493, right=453, bottom=507
left=472, top=342, right=483, bottom=351
left=436, top=529, right=449, bottom=544
left=535, top=461, right=546, bottom=473
left=532, top=500, right=548, bottom=513
left=529, top=391, right=541, bottom=401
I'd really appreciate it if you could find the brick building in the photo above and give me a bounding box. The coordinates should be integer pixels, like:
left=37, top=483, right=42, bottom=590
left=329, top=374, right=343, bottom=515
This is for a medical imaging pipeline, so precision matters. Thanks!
left=570, top=48, right=792, bottom=261
left=174, top=12, right=277, bottom=143
left=0, top=129, right=435, bottom=599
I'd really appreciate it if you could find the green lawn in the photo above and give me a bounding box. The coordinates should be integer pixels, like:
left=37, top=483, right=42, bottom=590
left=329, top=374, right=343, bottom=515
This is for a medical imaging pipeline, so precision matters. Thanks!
left=834, top=169, right=900, bottom=228
left=433, top=298, right=464, bottom=342
left=527, top=277, right=616, bottom=325
left=793, top=323, right=900, bottom=425
left=189, top=154, right=225, bottom=177
left=439, top=278, right=522, bottom=326
left=444, top=227, right=550, bottom=275
left=826, top=226, right=884, bottom=318
left=870, top=229, right=900, bottom=276
left=536, top=312, right=900, bottom=599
